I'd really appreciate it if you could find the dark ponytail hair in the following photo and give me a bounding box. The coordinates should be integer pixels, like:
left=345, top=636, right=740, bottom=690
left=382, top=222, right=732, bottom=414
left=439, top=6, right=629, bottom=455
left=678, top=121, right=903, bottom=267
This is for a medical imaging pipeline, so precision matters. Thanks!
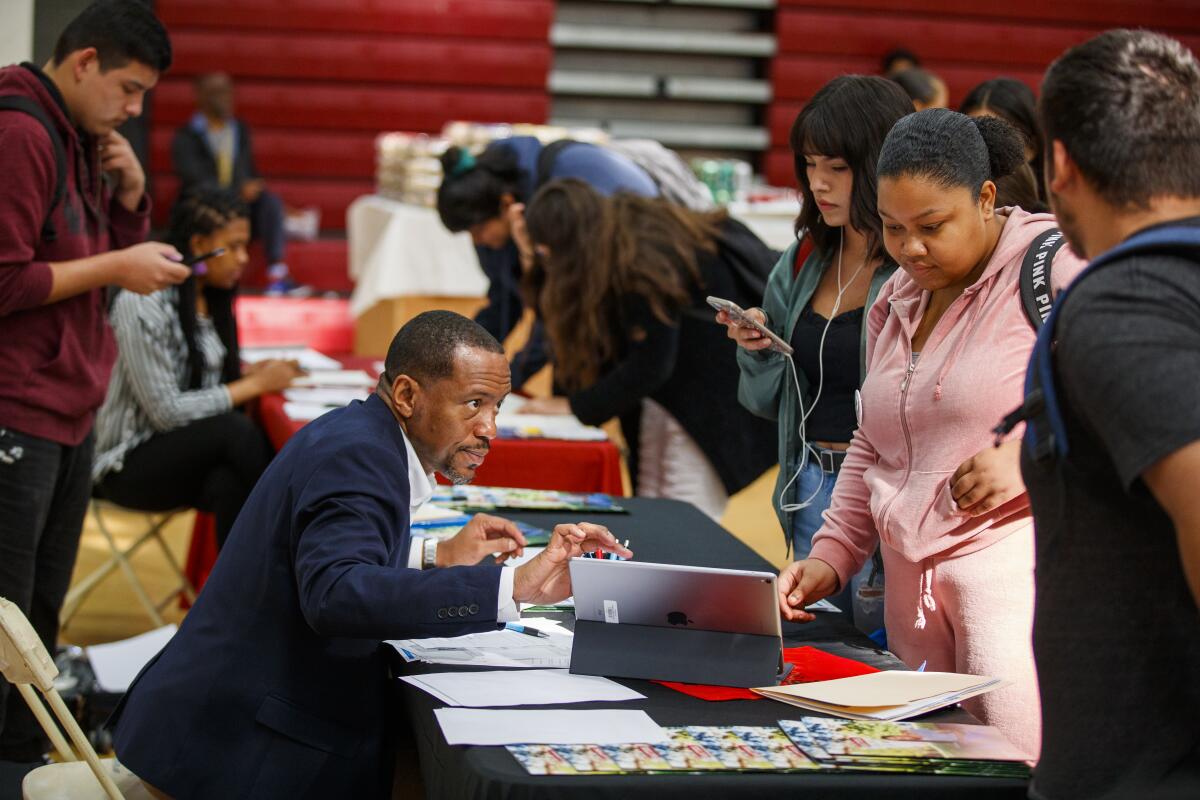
left=436, top=144, right=523, bottom=233
left=790, top=75, right=914, bottom=262
left=877, top=108, right=1026, bottom=200
left=960, top=77, right=1044, bottom=198
left=167, top=189, right=247, bottom=389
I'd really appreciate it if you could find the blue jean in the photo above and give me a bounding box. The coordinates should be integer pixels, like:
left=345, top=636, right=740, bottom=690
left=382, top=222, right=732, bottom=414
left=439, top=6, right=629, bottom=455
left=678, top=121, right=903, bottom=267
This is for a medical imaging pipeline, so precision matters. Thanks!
left=788, top=453, right=883, bottom=635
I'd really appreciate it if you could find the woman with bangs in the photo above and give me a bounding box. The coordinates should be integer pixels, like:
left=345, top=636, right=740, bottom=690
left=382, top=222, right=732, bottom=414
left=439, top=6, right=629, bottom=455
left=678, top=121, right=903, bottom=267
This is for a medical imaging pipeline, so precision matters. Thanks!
left=718, top=75, right=912, bottom=626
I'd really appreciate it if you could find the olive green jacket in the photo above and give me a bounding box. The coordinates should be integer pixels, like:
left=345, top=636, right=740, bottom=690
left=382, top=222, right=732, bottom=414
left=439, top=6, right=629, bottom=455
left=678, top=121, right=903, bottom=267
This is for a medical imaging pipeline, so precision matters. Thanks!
left=736, top=240, right=897, bottom=535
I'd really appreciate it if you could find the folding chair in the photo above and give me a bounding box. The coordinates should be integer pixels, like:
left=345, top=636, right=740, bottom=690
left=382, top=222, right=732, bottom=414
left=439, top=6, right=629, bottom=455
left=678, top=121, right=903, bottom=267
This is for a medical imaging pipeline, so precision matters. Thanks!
left=0, top=597, right=155, bottom=799
left=60, top=501, right=196, bottom=630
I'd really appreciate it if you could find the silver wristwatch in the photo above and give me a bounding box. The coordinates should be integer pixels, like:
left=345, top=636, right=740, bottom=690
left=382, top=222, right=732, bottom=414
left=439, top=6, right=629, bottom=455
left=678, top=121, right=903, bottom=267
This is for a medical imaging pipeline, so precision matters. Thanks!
left=421, top=537, right=438, bottom=570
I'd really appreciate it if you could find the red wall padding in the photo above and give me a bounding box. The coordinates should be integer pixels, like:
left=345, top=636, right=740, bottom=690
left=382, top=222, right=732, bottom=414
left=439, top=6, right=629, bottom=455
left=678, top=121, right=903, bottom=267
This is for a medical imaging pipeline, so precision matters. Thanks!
left=150, top=0, right=554, bottom=233
left=765, top=1, right=1200, bottom=187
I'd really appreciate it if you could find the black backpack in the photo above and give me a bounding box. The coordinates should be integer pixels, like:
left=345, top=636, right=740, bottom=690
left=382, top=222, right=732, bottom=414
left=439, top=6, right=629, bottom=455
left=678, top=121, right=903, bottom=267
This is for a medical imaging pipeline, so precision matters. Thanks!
left=0, top=95, right=67, bottom=242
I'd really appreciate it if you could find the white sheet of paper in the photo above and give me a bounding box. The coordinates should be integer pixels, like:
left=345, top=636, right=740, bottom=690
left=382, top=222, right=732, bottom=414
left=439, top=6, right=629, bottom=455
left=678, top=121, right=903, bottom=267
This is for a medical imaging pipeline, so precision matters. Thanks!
left=402, top=668, right=643, bottom=707
left=496, top=412, right=608, bottom=442
left=283, top=401, right=337, bottom=422
left=86, top=625, right=176, bottom=693
left=387, top=626, right=574, bottom=669
left=241, top=346, right=342, bottom=372
left=412, top=503, right=468, bottom=523
left=291, top=370, right=373, bottom=388
left=806, top=598, right=841, bottom=612
left=502, top=546, right=543, bottom=570
left=434, top=708, right=667, bottom=745
left=283, top=387, right=369, bottom=406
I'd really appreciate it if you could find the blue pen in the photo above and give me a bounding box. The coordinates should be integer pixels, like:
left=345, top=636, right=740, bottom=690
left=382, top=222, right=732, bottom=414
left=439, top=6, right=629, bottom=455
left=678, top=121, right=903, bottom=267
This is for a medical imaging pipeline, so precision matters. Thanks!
left=505, top=623, right=550, bottom=639
left=917, top=660, right=927, bottom=672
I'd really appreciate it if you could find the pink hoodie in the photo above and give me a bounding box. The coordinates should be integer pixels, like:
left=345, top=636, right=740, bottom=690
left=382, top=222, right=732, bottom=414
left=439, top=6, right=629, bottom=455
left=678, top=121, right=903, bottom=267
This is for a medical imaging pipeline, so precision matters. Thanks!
left=809, top=209, right=1085, bottom=609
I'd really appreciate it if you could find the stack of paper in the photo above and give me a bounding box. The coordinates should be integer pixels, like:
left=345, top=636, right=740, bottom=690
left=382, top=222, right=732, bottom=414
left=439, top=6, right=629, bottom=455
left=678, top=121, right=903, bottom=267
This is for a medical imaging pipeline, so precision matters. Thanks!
left=496, top=396, right=608, bottom=442
left=778, top=717, right=1031, bottom=777
left=241, top=345, right=342, bottom=372
left=85, top=625, right=176, bottom=693
left=387, top=622, right=573, bottom=668
left=435, top=708, right=666, bottom=746
left=431, top=485, right=625, bottom=513
left=282, top=386, right=371, bottom=421
left=292, top=369, right=374, bottom=388
left=754, top=670, right=1006, bottom=721
left=402, top=668, right=644, bottom=707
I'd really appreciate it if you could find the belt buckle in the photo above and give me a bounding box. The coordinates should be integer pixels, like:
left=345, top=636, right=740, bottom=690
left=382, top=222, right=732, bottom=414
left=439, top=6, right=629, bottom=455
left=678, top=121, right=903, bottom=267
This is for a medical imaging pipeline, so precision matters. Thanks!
left=819, top=449, right=838, bottom=474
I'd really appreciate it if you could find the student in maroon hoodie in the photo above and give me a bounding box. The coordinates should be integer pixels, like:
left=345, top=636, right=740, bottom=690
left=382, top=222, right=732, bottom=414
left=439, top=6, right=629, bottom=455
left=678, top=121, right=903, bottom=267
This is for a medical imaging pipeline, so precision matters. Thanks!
left=0, top=0, right=181, bottom=777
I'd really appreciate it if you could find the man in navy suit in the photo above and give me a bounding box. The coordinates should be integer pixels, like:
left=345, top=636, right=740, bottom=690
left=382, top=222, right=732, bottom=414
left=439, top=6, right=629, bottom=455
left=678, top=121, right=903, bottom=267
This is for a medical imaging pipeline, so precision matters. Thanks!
left=109, top=310, right=630, bottom=799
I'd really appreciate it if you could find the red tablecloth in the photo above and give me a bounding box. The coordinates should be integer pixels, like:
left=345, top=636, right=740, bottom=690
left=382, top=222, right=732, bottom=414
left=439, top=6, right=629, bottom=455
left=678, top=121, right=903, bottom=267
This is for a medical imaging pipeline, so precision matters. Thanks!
left=187, top=375, right=624, bottom=594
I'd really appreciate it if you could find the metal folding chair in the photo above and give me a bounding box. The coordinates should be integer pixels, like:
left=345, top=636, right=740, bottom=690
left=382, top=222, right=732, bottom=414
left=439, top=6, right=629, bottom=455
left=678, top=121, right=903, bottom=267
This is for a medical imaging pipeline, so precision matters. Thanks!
left=60, top=501, right=196, bottom=630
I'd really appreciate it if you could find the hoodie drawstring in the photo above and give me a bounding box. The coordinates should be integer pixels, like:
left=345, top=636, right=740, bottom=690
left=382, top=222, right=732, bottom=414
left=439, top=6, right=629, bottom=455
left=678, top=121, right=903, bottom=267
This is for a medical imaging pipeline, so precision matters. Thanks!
left=932, top=289, right=988, bottom=402
left=914, top=558, right=938, bottom=630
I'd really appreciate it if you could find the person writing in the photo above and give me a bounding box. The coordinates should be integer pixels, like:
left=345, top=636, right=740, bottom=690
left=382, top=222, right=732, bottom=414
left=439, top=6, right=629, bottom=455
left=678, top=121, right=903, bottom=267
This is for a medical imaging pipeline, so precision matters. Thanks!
left=110, top=311, right=631, bottom=798
left=93, top=188, right=301, bottom=549
left=0, top=0, right=182, bottom=778
left=777, top=109, right=1085, bottom=757
left=520, top=179, right=777, bottom=521
left=719, top=75, right=911, bottom=624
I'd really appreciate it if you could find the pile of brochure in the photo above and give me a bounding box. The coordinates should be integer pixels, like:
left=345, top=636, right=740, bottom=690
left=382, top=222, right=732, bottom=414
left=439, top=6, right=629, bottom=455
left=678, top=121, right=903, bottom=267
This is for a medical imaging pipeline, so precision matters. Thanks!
left=431, top=486, right=625, bottom=513
left=507, top=718, right=1030, bottom=778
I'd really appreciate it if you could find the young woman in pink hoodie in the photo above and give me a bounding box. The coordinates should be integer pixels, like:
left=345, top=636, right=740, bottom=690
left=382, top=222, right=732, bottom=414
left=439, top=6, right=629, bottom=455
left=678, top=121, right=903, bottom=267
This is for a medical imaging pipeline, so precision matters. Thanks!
left=778, top=108, right=1085, bottom=756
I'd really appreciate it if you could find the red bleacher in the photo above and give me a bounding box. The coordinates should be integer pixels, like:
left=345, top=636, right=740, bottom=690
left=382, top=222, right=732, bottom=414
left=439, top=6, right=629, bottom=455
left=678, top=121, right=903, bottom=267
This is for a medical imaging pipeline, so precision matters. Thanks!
left=150, top=0, right=554, bottom=292
left=765, top=0, right=1200, bottom=187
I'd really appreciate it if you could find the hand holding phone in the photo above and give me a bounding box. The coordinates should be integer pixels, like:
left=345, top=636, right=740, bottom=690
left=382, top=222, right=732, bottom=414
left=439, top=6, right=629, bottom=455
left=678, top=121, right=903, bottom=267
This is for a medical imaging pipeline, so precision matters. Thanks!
left=707, top=296, right=793, bottom=355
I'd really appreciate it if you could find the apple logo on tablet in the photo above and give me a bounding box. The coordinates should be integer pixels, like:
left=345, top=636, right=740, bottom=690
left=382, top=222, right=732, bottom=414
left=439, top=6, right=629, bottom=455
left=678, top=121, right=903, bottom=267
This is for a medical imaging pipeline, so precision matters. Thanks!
left=667, top=611, right=692, bottom=626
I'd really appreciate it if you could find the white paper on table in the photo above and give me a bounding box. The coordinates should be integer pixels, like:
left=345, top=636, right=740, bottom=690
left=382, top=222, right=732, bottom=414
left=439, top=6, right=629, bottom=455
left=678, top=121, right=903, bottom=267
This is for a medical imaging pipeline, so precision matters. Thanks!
left=519, top=596, right=574, bottom=611
left=241, top=346, right=342, bottom=372
left=292, top=370, right=373, bottom=388
left=785, top=671, right=997, bottom=708
left=496, top=412, right=608, bottom=442
left=502, top=546, right=543, bottom=570
left=283, top=402, right=338, bottom=422
left=412, top=503, right=468, bottom=523
left=434, top=708, right=667, bottom=746
left=401, top=668, right=644, bottom=708
left=387, top=626, right=573, bottom=669
left=85, top=625, right=177, bottom=693
left=282, top=387, right=370, bottom=406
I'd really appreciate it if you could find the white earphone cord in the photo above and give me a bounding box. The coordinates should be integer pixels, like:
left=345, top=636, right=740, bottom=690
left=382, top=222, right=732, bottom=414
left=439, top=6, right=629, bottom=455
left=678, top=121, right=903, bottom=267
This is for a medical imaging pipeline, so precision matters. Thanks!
left=778, top=227, right=867, bottom=514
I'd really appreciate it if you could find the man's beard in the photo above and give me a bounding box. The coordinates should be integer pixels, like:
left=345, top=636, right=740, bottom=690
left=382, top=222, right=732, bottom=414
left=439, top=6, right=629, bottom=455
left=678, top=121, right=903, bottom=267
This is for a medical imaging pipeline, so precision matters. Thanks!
left=440, top=443, right=489, bottom=485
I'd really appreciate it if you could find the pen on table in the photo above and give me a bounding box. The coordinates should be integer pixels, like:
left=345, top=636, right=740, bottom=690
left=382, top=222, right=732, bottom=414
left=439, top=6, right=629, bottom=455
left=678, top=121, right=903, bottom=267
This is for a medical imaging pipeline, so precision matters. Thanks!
left=504, top=623, right=550, bottom=639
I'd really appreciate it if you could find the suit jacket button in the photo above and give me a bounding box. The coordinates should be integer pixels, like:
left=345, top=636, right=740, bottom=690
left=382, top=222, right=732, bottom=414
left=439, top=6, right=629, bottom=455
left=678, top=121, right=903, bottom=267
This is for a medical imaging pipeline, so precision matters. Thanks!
left=458, top=605, right=469, bottom=616
left=468, top=604, right=479, bottom=614
left=437, top=608, right=447, bottom=619
left=447, top=606, right=458, bottom=617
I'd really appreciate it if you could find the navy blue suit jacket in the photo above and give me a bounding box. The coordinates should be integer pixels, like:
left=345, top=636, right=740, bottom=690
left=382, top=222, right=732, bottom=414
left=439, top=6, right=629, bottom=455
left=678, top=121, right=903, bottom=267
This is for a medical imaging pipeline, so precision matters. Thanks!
left=110, top=394, right=502, bottom=799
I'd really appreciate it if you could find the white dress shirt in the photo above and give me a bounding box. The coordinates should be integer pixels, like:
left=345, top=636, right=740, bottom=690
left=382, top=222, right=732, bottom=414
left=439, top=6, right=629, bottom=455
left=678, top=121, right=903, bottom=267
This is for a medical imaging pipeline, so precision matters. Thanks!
left=399, top=425, right=519, bottom=622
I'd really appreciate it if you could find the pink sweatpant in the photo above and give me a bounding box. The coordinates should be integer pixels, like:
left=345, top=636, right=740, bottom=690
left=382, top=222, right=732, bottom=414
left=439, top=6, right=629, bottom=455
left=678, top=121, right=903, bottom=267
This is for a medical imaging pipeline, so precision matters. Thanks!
left=882, top=526, right=1041, bottom=759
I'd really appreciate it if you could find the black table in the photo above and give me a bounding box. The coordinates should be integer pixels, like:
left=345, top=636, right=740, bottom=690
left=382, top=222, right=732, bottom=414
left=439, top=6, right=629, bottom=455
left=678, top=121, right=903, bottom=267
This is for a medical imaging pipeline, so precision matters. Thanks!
left=398, top=498, right=1029, bottom=799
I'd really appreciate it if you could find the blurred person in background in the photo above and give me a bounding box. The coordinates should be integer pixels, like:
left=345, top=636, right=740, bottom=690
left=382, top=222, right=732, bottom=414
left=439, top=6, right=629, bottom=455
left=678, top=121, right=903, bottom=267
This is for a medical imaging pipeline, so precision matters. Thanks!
left=961, top=77, right=1045, bottom=201
left=892, top=66, right=949, bottom=111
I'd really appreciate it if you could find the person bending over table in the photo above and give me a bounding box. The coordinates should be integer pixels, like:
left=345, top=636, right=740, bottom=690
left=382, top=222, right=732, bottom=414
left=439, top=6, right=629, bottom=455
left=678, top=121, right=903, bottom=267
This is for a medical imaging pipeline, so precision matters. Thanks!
left=776, top=109, right=1084, bottom=758
left=92, top=188, right=301, bottom=549
left=519, top=179, right=777, bottom=522
left=108, top=310, right=631, bottom=800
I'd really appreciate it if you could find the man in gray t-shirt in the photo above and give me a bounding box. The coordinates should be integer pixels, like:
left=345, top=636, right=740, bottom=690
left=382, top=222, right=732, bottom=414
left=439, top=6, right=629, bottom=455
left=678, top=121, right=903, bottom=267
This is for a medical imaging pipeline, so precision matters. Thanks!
left=1022, top=30, right=1200, bottom=800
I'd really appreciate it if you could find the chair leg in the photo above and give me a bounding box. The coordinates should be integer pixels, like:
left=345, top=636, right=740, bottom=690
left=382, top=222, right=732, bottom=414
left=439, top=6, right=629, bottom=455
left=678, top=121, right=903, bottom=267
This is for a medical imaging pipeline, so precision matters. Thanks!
left=44, top=688, right=125, bottom=800
left=14, top=683, right=74, bottom=764
left=151, top=526, right=196, bottom=606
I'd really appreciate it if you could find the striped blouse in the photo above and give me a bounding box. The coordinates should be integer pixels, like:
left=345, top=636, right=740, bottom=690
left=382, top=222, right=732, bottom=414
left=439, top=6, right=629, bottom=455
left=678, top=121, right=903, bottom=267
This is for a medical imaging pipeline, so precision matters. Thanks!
left=92, top=286, right=232, bottom=482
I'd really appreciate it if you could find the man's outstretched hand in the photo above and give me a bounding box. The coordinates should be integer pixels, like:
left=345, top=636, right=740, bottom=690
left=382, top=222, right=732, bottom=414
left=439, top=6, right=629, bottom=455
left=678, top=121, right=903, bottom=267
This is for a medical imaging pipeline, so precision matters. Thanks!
left=513, top=523, right=632, bottom=606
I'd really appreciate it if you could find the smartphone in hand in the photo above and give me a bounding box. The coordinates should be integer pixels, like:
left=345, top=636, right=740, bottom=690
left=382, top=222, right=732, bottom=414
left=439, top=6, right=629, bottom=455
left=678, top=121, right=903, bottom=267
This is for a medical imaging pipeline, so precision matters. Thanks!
left=707, top=296, right=794, bottom=355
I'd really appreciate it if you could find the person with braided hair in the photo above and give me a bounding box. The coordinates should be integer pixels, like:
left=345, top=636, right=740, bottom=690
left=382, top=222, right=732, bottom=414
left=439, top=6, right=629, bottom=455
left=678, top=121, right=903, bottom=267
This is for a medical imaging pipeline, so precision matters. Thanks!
left=93, top=187, right=301, bottom=548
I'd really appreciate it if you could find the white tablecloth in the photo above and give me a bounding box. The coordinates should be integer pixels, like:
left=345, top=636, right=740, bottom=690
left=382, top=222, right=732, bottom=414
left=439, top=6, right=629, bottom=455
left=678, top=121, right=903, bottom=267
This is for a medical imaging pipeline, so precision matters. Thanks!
left=348, top=195, right=488, bottom=317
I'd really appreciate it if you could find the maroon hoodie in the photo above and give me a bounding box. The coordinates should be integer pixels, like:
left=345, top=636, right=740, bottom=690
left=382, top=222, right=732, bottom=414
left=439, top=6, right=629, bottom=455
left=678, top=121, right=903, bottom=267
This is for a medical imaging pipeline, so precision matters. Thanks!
left=0, top=63, right=150, bottom=446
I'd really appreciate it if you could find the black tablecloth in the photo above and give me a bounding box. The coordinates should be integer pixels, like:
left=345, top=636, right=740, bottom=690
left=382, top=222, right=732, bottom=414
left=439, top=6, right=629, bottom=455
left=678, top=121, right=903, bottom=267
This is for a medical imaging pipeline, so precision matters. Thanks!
left=397, top=498, right=1029, bottom=799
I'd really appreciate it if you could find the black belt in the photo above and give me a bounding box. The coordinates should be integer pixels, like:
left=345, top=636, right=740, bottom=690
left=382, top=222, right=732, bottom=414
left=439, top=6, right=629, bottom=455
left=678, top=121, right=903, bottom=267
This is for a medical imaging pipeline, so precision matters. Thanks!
left=813, top=447, right=848, bottom=474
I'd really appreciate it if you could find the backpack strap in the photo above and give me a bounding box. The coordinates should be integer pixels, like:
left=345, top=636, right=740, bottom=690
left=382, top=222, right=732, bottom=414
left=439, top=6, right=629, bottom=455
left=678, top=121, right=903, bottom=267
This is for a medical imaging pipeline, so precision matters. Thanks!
left=534, top=139, right=576, bottom=191
left=1019, top=227, right=1067, bottom=329
left=0, top=95, right=66, bottom=242
left=998, top=225, right=1200, bottom=461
